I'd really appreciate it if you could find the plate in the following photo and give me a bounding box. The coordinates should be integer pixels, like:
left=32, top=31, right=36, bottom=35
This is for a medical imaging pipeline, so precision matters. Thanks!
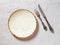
left=8, top=9, right=38, bottom=40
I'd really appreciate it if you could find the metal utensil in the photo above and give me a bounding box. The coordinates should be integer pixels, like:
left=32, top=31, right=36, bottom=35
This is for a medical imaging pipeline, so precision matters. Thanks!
left=38, top=4, right=54, bottom=33
left=34, top=9, right=47, bottom=31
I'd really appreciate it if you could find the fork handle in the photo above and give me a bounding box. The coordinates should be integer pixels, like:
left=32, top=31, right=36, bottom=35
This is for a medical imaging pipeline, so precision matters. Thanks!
left=37, top=14, right=47, bottom=31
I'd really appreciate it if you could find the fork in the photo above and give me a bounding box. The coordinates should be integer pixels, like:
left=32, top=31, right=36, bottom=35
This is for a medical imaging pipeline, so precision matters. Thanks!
left=34, top=9, right=47, bottom=31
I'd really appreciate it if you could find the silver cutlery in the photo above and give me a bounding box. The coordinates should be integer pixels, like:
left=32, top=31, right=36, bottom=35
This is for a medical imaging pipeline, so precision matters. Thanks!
left=34, top=9, right=47, bottom=31
left=38, top=4, right=54, bottom=33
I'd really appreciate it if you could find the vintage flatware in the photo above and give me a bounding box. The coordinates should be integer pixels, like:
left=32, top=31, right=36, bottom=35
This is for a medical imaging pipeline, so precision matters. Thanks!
left=34, top=9, right=47, bottom=31
left=38, top=4, right=54, bottom=33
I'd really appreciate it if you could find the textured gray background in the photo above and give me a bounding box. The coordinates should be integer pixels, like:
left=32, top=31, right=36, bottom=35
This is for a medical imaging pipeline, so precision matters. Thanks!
left=0, top=0, right=60, bottom=45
